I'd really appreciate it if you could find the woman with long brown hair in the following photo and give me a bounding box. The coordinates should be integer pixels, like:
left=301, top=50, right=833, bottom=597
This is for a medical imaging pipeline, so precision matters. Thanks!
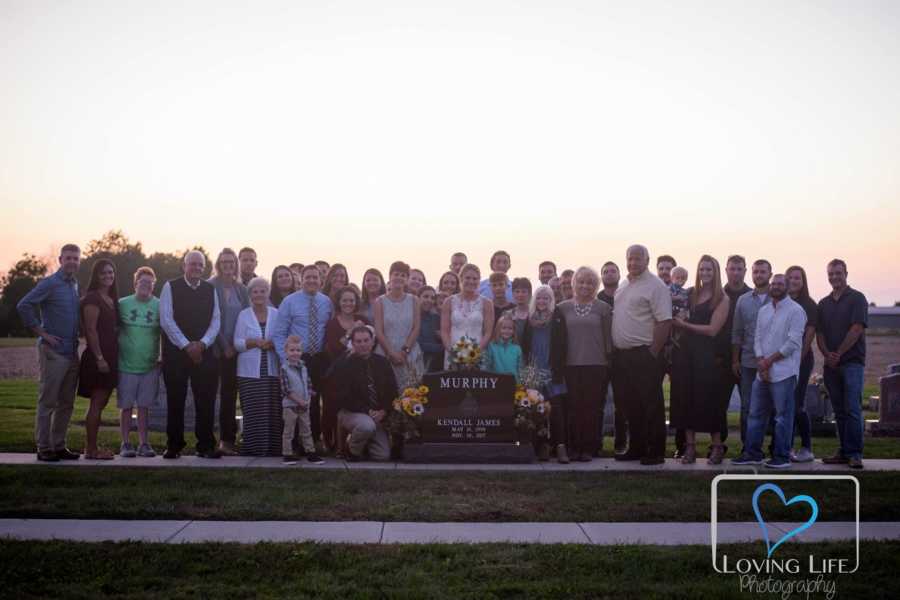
left=359, top=268, right=386, bottom=322
left=670, top=255, right=731, bottom=464
left=78, top=258, right=120, bottom=459
left=269, top=265, right=296, bottom=308
left=786, top=265, right=818, bottom=462
left=322, top=263, right=349, bottom=309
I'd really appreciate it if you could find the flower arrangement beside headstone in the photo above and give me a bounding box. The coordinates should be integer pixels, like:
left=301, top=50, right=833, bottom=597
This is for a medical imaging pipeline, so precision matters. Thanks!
left=387, top=368, right=429, bottom=442
left=513, top=362, right=552, bottom=444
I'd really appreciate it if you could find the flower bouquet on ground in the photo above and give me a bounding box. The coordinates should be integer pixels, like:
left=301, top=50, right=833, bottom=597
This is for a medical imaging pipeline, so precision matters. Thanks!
left=387, top=368, right=429, bottom=442
left=513, top=362, right=552, bottom=443
left=448, top=335, right=483, bottom=371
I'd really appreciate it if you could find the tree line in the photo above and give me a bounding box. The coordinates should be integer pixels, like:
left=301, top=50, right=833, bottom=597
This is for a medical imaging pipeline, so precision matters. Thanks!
left=0, top=230, right=211, bottom=337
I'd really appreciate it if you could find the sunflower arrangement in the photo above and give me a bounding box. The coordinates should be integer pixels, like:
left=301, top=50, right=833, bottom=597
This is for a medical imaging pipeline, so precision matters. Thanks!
left=513, top=381, right=552, bottom=442
left=387, top=369, right=430, bottom=441
left=448, top=335, right=483, bottom=370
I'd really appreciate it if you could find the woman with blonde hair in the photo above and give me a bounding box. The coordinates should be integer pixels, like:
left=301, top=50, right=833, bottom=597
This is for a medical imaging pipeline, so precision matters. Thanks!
left=670, top=255, right=731, bottom=465
left=521, top=284, right=566, bottom=461
left=209, top=247, right=250, bottom=455
left=549, top=266, right=613, bottom=462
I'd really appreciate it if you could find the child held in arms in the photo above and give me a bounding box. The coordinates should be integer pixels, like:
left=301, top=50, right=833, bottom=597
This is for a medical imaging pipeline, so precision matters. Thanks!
left=669, top=266, right=690, bottom=320
left=668, top=266, right=690, bottom=353
left=280, top=336, right=324, bottom=465
left=484, top=315, right=523, bottom=383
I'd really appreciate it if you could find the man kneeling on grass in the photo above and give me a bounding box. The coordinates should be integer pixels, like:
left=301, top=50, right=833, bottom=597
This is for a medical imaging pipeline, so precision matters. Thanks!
left=280, top=335, right=324, bottom=465
left=333, top=325, right=398, bottom=462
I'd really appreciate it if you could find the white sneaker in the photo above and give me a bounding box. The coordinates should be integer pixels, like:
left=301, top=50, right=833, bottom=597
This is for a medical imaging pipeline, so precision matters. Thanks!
left=137, top=443, right=156, bottom=458
left=119, top=443, right=137, bottom=458
left=791, top=447, right=815, bottom=463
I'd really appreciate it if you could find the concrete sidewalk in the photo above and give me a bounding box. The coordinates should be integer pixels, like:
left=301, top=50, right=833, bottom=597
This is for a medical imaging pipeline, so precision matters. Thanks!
left=2, top=453, right=897, bottom=471
left=2, top=519, right=897, bottom=545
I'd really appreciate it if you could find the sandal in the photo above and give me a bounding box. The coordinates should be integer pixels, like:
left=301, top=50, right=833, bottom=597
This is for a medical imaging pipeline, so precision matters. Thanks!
left=680, top=443, right=697, bottom=465
left=708, top=444, right=725, bottom=465
left=84, top=448, right=115, bottom=460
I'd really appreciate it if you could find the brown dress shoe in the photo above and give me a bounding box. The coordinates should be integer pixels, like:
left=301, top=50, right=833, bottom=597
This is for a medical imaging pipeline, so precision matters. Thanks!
left=848, top=457, right=864, bottom=469
left=822, top=453, right=848, bottom=465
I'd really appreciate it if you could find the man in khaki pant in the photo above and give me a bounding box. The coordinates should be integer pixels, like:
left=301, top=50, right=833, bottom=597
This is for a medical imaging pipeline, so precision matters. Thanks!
left=17, top=244, right=83, bottom=461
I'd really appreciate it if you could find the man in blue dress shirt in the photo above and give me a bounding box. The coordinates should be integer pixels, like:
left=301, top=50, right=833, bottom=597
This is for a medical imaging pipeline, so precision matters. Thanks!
left=272, top=264, right=333, bottom=449
left=17, top=244, right=83, bottom=462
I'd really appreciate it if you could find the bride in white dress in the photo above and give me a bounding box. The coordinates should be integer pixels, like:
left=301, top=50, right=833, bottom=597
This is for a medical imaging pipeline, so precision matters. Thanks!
left=440, top=263, right=495, bottom=369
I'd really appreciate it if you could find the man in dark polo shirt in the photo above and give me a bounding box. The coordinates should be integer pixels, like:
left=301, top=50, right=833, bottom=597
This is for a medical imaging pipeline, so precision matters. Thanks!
left=816, top=259, right=867, bottom=469
left=159, top=250, right=222, bottom=459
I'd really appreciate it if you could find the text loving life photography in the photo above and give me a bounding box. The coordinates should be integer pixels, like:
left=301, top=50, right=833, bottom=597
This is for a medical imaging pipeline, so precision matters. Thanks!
left=1, top=1, right=899, bottom=598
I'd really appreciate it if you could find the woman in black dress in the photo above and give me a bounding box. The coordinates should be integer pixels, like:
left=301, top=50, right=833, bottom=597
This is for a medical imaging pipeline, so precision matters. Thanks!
left=78, top=258, right=119, bottom=460
left=670, top=255, right=731, bottom=465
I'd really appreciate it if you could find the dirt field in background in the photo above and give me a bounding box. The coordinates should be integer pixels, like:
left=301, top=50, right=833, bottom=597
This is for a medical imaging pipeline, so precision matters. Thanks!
left=3, top=336, right=899, bottom=386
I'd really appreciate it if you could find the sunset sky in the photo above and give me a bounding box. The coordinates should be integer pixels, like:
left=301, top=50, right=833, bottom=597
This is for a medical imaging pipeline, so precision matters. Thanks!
left=2, top=1, right=899, bottom=303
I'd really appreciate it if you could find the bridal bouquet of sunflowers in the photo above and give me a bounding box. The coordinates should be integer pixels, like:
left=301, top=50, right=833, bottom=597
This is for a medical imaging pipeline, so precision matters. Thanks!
left=513, top=362, right=552, bottom=441
left=449, top=335, right=483, bottom=370
left=387, top=370, right=430, bottom=441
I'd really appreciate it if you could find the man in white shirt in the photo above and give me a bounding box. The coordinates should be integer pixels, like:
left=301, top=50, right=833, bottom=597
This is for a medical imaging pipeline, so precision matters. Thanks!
left=733, top=274, right=806, bottom=469
left=159, top=250, right=222, bottom=459
left=612, top=244, right=673, bottom=465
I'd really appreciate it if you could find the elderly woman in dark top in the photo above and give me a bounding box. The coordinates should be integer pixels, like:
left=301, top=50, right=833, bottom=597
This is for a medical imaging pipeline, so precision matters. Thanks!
left=359, top=268, right=386, bottom=323
left=417, top=286, right=444, bottom=372
left=209, top=248, right=250, bottom=455
left=269, top=265, right=296, bottom=308
left=549, top=266, right=612, bottom=463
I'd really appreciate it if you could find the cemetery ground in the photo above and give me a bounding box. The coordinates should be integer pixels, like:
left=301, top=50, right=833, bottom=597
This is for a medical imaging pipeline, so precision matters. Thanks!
left=2, top=338, right=899, bottom=598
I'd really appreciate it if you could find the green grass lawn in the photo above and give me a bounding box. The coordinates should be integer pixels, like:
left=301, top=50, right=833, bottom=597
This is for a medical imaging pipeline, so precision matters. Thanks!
left=0, top=378, right=198, bottom=453
left=1, top=540, right=896, bottom=599
left=0, top=466, right=895, bottom=522
left=0, top=337, right=39, bottom=348
left=1, top=378, right=894, bottom=457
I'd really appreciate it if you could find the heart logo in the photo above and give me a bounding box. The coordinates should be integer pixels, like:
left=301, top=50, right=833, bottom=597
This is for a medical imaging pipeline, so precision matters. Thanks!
left=752, top=483, right=819, bottom=557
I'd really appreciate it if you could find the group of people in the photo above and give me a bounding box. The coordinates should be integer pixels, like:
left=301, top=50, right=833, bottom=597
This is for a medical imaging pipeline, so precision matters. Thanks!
left=17, top=243, right=869, bottom=468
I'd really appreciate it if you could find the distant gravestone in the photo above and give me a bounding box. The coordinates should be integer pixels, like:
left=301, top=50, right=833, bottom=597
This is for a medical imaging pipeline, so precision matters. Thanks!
left=806, top=383, right=835, bottom=436
left=404, top=370, right=534, bottom=463
left=147, top=371, right=221, bottom=433
left=871, top=373, right=900, bottom=436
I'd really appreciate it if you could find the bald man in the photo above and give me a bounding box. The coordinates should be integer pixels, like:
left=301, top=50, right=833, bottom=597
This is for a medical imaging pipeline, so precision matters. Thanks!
left=612, top=244, right=673, bottom=465
left=159, top=250, right=222, bottom=459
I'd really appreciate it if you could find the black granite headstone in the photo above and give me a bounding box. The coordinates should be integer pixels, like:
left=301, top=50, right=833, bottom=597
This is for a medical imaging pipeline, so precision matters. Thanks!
left=871, top=373, right=900, bottom=436
left=403, top=370, right=535, bottom=463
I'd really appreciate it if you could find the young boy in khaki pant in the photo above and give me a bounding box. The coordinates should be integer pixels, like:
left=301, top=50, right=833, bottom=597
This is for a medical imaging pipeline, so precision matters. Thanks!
left=280, top=335, right=324, bottom=465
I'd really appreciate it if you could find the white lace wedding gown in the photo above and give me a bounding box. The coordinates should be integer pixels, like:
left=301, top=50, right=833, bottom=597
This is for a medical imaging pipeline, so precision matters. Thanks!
left=444, top=294, right=484, bottom=369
